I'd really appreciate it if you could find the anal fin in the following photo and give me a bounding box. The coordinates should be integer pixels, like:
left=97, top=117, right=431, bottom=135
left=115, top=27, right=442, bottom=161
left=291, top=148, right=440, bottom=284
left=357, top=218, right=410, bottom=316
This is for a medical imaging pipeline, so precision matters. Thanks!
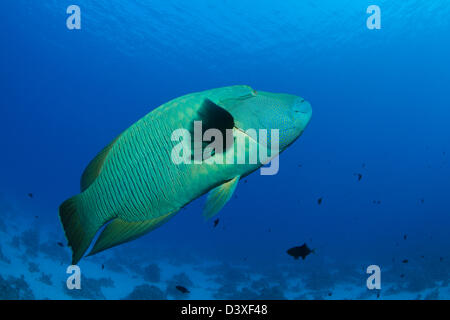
left=88, top=210, right=178, bottom=256
left=203, top=176, right=240, bottom=219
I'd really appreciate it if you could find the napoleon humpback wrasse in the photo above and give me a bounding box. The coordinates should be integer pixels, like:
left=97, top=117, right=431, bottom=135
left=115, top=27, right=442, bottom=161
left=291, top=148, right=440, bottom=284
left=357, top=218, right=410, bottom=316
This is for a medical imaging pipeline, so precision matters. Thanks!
left=59, top=85, right=312, bottom=264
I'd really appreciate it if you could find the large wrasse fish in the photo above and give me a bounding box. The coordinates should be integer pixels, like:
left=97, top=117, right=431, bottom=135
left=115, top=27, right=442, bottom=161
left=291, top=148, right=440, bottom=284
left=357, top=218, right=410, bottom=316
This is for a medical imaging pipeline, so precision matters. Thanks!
left=59, top=85, right=312, bottom=264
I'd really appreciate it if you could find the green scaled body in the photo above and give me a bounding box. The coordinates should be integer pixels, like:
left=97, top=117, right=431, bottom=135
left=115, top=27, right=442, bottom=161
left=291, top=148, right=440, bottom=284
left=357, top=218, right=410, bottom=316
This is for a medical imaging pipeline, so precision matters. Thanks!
left=59, top=85, right=312, bottom=264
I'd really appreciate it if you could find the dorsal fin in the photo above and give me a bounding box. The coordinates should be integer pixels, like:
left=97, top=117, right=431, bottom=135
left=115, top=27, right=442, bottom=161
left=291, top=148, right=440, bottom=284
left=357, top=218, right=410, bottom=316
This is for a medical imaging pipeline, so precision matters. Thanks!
left=191, top=99, right=235, bottom=161
left=80, top=134, right=121, bottom=192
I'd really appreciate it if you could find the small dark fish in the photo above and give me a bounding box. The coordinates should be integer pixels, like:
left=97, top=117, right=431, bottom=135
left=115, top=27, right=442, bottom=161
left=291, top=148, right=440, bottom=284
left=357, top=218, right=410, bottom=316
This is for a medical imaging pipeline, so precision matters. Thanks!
left=244, top=179, right=248, bottom=183
left=34, top=216, right=39, bottom=219
left=402, top=259, right=408, bottom=264
left=317, top=198, right=323, bottom=205
left=362, top=163, right=366, bottom=169
left=213, top=218, right=219, bottom=228
left=377, top=292, right=380, bottom=298
left=328, top=292, right=332, bottom=297
left=377, top=200, right=381, bottom=204
left=420, top=255, right=425, bottom=259
left=176, top=285, right=190, bottom=294
left=102, top=264, right=105, bottom=270
left=403, top=234, right=407, bottom=240
left=57, top=242, right=64, bottom=247
left=267, top=228, right=271, bottom=233
left=440, top=257, right=444, bottom=262
left=298, top=164, right=302, bottom=168
left=354, top=173, right=362, bottom=181
left=420, top=199, right=425, bottom=204
left=28, top=193, right=33, bottom=198
left=400, top=274, right=405, bottom=278
left=287, top=243, right=314, bottom=260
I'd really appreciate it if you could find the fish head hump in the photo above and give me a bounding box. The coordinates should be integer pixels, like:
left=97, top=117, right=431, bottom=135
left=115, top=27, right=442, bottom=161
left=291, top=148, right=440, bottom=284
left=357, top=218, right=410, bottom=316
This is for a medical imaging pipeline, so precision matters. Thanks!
left=219, top=90, right=312, bottom=153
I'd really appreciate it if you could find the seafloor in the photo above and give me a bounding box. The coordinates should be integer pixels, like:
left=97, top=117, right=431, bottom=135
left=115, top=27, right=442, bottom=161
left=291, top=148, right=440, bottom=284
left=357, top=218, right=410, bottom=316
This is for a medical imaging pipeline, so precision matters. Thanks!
left=0, top=195, right=448, bottom=300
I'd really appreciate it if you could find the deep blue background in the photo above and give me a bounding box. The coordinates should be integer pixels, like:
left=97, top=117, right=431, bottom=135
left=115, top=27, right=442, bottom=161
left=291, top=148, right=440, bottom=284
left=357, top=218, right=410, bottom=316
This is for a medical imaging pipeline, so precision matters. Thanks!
left=1, top=0, right=449, bottom=269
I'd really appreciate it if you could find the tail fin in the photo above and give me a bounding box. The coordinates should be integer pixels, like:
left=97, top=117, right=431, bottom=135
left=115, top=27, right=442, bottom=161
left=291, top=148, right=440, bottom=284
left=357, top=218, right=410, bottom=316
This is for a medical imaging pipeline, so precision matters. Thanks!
left=59, top=195, right=104, bottom=264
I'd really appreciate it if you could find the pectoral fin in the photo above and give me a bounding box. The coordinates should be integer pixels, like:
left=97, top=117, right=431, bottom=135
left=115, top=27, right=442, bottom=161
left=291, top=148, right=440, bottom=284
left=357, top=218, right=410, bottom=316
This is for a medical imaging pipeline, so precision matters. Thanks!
left=191, top=99, right=235, bottom=161
left=203, top=176, right=240, bottom=219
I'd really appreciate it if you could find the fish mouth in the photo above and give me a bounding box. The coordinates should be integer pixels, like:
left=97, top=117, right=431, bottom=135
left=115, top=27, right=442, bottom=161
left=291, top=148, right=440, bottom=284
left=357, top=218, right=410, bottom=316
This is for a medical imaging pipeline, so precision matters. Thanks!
left=294, top=99, right=312, bottom=114
left=234, top=126, right=259, bottom=144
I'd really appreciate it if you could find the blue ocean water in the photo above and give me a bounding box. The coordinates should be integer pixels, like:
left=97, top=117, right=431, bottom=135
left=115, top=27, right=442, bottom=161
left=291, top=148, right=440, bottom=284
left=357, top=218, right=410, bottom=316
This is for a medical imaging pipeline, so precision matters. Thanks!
left=0, top=0, right=449, bottom=299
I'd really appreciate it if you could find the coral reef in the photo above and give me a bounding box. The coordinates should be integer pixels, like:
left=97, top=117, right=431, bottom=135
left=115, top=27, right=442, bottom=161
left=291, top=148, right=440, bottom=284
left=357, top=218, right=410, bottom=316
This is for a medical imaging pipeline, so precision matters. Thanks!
left=166, top=272, right=193, bottom=299
left=143, top=263, right=161, bottom=283
left=38, top=273, right=53, bottom=286
left=213, top=279, right=286, bottom=300
left=64, top=276, right=114, bottom=300
left=0, top=244, right=11, bottom=264
left=201, top=263, right=250, bottom=286
left=28, top=262, right=40, bottom=273
left=18, top=229, right=40, bottom=258
left=122, top=284, right=167, bottom=300
left=10, top=235, right=21, bottom=249
left=0, top=275, right=35, bottom=300
left=424, top=288, right=440, bottom=300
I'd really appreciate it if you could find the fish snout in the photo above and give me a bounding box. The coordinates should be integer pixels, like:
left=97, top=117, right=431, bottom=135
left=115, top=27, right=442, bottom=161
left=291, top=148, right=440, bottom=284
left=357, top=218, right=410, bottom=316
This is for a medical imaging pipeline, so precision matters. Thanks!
left=291, top=98, right=312, bottom=134
left=293, top=98, right=312, bottom=115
